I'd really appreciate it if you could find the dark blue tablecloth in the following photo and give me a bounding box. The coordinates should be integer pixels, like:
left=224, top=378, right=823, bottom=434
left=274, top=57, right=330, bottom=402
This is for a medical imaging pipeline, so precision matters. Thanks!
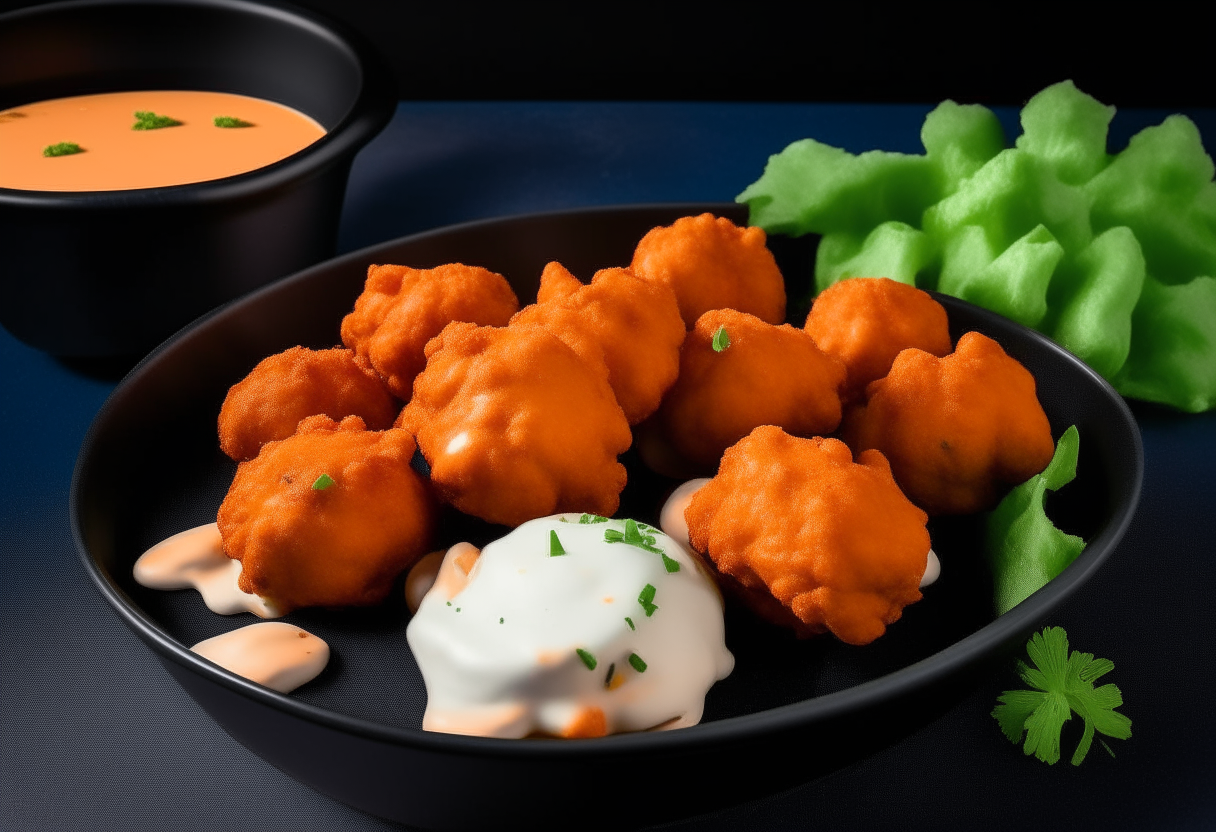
left=3, top=101, right=1215, bottom=830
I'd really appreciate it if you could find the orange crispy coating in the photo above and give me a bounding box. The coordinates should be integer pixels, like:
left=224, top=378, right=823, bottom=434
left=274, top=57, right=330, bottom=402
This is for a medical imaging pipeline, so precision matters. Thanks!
left=340, top=263, right=520, bottom=400
left=217, top=415, right=436, bottom=613
left=630, top=213, right=786, bottom=328
left=843, top=331, right=1055, bottom=516
left=217, top=346, right=398, bottom=462
left=686, top=427, right=929, bottom=645
left=510, top=263, right=685, bottom=424
left=805, top=277, right=953, bottom=403
left=656, top=309, right=846, bottom=471
left=399, top=321, right=631, bottom=527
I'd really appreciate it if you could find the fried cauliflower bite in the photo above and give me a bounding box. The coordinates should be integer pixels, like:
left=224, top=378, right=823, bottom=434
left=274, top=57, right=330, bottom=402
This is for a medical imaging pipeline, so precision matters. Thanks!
left=654, top=309, right=846, bottom=472
left=399, top=321, right=632, bottom=527
left=805, top=277, right=953, bottom=403
left=218, top=346, right=399, bottom=462
left=340, top=263, right=520, bottom=400
left=216, top=415, right=436, bottom=613
left=509, top=263, right=685, bottom=424
left=685, top=426, right=930, bottom=646
left=843, top=331, right=1055, bottom=516
left=629, top=214, right=787, bottom=328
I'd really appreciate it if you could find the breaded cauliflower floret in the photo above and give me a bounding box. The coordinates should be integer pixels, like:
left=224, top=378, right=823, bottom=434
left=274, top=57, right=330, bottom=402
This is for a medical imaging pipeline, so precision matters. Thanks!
left=686, top=426, right=930, bottom=645
left=399, top=321, right=632, bottom=527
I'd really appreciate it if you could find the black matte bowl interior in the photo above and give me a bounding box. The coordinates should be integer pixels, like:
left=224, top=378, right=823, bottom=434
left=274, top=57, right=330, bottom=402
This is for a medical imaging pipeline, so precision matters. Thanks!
left=0, top=0, right=394, bottom=358
left=72, top=203, right=1143, bottom=831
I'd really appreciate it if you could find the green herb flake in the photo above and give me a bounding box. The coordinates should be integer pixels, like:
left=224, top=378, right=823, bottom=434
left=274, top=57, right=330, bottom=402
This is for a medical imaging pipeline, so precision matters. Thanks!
left=213, top=115, right=254, bottom=128
left=712, top=325, right=731, bottom=352
left=604, top=663, right=616, bottom=688
left=446, top=601, right=452, bottom=606
left=628, top=653, right=647, bottom=673
left=579, top=513, right=610, bottom=524
left=311, top=473, right=336, bottom=491
left=661, top=552, right=681, bottom=573
left=604, top=518, right=665, bottom=555
left=992, top=626, right=1131, bottom=766
left=549, top=529, right=567, bottom=556
left=576, top=648, right=597, bottom=670
left=132, top=110, right=182, bottom=130
left=499, top=617, right=504, bottom=624
left=638, top=583, right=658, bottom=617
left=43, top=142, right=84, bottom=157
left=625, top=616, right=635, bottom=630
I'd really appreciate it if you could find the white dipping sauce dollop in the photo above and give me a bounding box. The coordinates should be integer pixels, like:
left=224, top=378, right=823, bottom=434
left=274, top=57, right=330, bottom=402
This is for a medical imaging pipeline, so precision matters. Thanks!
left=406, top=514, right=734, bottom=739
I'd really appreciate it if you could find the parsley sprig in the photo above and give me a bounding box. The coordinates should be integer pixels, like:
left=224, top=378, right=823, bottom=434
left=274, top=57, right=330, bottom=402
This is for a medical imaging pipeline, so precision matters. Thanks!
left=992, top=627, right=1131, bottom=765
left=132, top=110, right=181, bottom=130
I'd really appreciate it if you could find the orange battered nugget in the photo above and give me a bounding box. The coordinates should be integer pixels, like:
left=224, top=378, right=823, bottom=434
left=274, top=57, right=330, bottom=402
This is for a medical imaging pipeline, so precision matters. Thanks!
left=630, top=214, right=787, bottom=328
left=510, top=263, right=685, bottom=424
left=805, top=277, right=953, bottom=403
left=340, top=263, right=520, bottom=400
left=654, top=309, right=845, bottom=472
left=685, top=426, right=929, bottom=645
left=843, top=331, right=1055, bottom=515
left=218, top=346, right=398, bottom=462
left=399, top=321, right=631, bottom=527
left=217, top=415, right=436, bottom=613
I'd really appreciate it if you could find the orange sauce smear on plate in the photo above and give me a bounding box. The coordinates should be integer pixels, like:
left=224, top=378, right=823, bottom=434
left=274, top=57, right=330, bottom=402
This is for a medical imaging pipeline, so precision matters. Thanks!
left=0, top=90, right=326, bottom=191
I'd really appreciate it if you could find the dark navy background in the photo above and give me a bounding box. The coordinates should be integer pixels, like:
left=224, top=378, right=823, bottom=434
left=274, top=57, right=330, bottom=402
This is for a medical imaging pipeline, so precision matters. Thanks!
left=2, top=101, right=1215, bottom=830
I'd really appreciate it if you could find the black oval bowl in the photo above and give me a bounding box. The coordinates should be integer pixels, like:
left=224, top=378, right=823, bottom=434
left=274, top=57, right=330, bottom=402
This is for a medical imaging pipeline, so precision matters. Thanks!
left=0, top=0, right=394, bottom=358
left=72, top=203, right=1143, bottom=830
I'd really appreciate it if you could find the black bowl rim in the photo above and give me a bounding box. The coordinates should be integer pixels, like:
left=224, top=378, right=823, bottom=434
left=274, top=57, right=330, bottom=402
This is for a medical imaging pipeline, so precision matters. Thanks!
left=0, top=0, right=396, bottom=207
left=71, top=201, right=1145, bottom=761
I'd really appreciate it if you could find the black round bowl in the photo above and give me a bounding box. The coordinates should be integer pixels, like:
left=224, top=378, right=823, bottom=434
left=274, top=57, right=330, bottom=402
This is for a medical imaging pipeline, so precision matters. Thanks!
left=72, top=203, right=1143, bottom=831
left=0, top=0, right=394, bottom=358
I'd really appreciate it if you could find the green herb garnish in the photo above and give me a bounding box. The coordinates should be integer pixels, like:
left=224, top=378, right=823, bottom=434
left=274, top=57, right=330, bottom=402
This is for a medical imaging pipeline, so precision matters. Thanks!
left=213, top=115, right=254, bottom=128
left=628, top=653, right=647, bottom=673
left=638, top=583, right=658, bottom=617
left=660, top=552, right=681, bottom=573
left=549, top=529, right=567, bottom=556
left=132, top=110, right=182, bottom=130
left=992, top=627, right=1131, bottom=765
left=712, top=325, right=730, bottom=352
left=576, top=648, right=597, bottom=670
left=604, top=518, right=668, bottom=558
left=499, top=617, right=504, bottom=624
left=604, top=663, right=616, bottom=688
left=42, top=142, right=83, bottom=157
left=625, top=617, right=635, bottom=630
left=578, top=513, right=610, bottom=524
left=311, top=473, right=335, bottom=490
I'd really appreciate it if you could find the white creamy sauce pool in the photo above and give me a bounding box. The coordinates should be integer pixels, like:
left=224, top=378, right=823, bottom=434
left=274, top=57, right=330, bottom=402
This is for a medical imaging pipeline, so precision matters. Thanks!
left=133, top=523, right=282, bottom=617
left=659, top=480, right=941, bottom=588
left=407, top=514, right=734, bottom=738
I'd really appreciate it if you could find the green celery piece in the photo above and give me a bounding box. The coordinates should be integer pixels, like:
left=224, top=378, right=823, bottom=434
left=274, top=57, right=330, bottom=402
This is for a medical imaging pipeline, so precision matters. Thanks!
left=737, top=138, right=941, bottom=236
left=1015, top=80, right=1115, bottom=186
left=923, top=148, right=1093, bottom=256
left=938, top=223, right=1064, bottom=327
left=921, top=99, right=1007, bottom=194
left=987, top=426, right=1085, bottom=616
left=814, top=221, right=937, bottom=293
left=1049, top=226, right=1146, bottom=380
left=1113, top=275, right=1216, bottom=412
left=1085, top=115, right=1216, bottom=284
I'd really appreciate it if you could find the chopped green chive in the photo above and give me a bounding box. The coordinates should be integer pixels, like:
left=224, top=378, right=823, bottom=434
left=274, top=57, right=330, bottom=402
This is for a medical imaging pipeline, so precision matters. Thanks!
left=499, top=617, right=504, bottom=624
left=661, top=552, right=681, bottom=573
left=604, top=518, right=666, bottom=556
left=311, top=473, right=335, bottom=490
left=712, top=325, right=731, bottom=352
left=43, top=141, right=84, bottom=157
left=132, top=110, right=181, bottom=130
left=628, top=653, right=648, bottom=673
left=576, top=648, right=597, bottom=670
left=625, top=616, right=635, bottom=630
left=579, top=513, right=610, bottom=524
left=604, top=663, right=616, bottom=688
left=213, top=115, right=254, bottom=128
left=549, top=529, right=567, bottom=556
left=446, top=601, right=452, bottom=606
left=638, top=583, right=658, bottom=617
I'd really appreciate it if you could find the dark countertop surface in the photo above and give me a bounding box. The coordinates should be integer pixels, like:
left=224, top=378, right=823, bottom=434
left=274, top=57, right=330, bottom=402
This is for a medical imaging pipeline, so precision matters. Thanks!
left=3, top=101, right=1214, bottom=831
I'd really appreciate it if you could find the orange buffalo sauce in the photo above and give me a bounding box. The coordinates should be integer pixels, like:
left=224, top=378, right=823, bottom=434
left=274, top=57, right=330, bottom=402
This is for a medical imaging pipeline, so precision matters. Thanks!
left=0, top=90, right=326, bottom=191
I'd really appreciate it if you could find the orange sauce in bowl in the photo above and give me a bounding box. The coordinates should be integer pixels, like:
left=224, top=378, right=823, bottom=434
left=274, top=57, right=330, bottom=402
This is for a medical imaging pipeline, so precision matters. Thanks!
left=0, top=90, right=327, bottom=191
